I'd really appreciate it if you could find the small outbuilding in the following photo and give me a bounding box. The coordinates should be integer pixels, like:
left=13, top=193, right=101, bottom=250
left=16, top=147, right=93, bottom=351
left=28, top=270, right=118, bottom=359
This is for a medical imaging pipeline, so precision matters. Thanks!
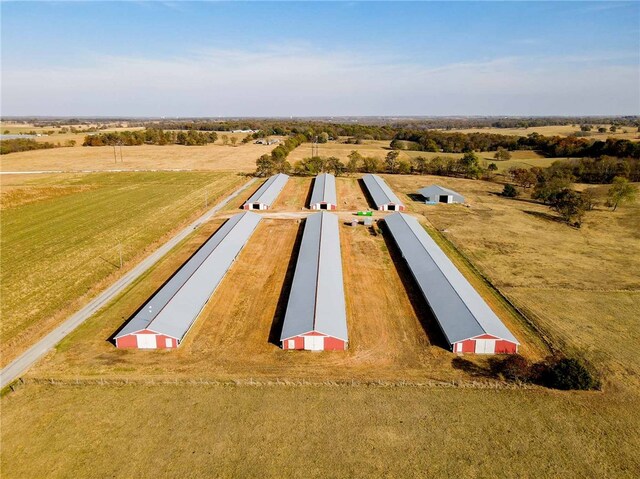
left=418, top=185, right=464, bottom=204
left=280, top=212, right=348, bottom=351
left=243, top=173, right=289, bottom=210
left=310, top=173, right=337, bottom=210
left=362, top=174, right=405, bottom=211
left=114, top=212, right=261, bottom=349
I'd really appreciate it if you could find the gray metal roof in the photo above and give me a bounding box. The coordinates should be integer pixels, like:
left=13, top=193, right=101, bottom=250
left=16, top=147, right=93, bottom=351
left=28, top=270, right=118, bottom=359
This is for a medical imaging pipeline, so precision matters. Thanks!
left=280, top=212, right=348, bottom=341
left=418, top=185, right=464, bottom=202
left=115, top=212, right=261, bottom=341
left=244, top=173, right=289, bottom=207
left=384, top=213, right=518, bottom=345
left=362, top=174, right=404, bottom=208
left=309, top=173, right=337, bottom=206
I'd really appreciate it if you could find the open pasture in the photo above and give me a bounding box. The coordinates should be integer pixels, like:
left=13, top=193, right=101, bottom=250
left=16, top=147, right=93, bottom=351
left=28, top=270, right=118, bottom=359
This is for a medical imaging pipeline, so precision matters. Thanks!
left=439, top=124, right=640, bottom=141
left=2, top=383, right=639, bottom=479
left=0, top=171, right=244, bottom=366
left=0, top=142, right=276, bottom=173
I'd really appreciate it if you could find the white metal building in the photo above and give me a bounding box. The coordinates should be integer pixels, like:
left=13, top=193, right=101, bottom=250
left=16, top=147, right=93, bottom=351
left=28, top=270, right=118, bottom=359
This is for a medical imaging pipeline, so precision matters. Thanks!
left=418, top=185, right=465, bottom=204
left=243, top=173, right=289, bottom=210
left=114, top=212, right=261, bottom=349
left=310, top=173, right=338, bottom=210
left=362, top=174, right=405, bottom=211
left=384, top=213, right=519, bottom=354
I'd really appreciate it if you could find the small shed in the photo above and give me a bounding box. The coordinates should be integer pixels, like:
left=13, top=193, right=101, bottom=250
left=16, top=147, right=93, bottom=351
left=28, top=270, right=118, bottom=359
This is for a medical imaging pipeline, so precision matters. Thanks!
left=310, top=173, right=337, bottom=210
left=418, top=185, right=464, bottom=204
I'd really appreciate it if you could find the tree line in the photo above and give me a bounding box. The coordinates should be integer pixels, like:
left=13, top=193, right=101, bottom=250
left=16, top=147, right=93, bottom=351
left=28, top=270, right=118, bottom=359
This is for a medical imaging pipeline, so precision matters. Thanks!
left=391, top=130, right=640, bottom=159
left=0, top=138, right=57, bottom=155
left=82, top=129, right=218, bottom=146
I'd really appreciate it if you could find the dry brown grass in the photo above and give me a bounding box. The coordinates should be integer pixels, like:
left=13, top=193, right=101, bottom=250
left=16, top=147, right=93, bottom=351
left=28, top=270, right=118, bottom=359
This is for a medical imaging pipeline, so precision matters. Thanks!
left=2, top=383, right=639, bottom=479
left=0, top=143, right=275, bottom=173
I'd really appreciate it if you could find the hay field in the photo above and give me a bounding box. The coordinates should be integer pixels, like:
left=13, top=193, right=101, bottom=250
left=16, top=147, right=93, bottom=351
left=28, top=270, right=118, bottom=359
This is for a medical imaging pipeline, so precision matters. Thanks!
left=0, top=172, right=244, bottom=366
left=1, top=124, right=145, bottom=146
left=0, top=142, right=274, bottom=173
left=439, top=124, right=640, bottom=140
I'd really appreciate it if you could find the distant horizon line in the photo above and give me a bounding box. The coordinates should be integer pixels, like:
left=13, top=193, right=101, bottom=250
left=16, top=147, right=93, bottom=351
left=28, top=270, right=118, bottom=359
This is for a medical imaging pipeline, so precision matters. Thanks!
left=3, top=114, right=639, bottom=120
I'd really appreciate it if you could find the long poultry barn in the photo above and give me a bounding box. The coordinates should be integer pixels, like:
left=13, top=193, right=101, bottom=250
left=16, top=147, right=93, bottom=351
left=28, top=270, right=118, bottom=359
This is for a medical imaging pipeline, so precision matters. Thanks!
left=384, top=213, right=519, bottom=354
left=309, top=173, right=337, bottom=210
left=362, top=174, right=405, bottom=211
left=280, top=211, right=348, bottom=351
left=114, top=212, right=261, bottom=349
left=243, top=173, right=289, bottom=210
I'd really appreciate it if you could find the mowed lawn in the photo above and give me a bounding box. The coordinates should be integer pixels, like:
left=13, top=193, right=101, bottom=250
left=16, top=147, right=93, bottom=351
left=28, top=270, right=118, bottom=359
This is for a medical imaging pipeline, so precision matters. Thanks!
left=0, top=171, right=244, bottom=365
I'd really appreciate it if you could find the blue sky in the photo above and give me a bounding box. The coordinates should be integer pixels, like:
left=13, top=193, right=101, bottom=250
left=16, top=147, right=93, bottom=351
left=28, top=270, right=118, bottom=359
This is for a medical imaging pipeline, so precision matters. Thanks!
left=2, top=1, right=639, bottom=116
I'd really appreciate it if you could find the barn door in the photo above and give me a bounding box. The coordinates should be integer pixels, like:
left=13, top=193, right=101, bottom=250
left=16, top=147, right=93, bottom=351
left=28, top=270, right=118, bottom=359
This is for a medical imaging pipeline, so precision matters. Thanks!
left=137, top=334, right=157, bottom=349
left=304, top=336, right=324, bottom=351
left=475, top=339, right=496, bottom=354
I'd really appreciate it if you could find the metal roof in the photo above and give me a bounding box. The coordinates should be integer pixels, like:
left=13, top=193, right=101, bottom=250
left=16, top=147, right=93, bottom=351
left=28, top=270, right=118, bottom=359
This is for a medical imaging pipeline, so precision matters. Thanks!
left=418, top=185, right=464, bottom=201
left=384, top=213, right=518, bottom=345
left=244, top=173, right=289, bottom=207
left=115, top=212, right=261, bottom=341
left=309, top=173, right=337, bottom=206
left=362, top=174, right=404, bottom=208
left=280, top=212, right=348, bottom=341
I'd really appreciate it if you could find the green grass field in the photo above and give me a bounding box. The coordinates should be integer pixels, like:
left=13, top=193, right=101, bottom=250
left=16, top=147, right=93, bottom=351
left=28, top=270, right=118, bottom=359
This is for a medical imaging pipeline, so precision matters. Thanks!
left=0, top=172, right=243, bottom=365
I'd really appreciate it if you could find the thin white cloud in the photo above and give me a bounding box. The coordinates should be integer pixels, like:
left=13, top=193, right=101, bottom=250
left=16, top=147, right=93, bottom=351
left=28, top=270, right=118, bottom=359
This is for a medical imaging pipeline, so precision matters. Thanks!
left=2, top=47, right=638, bottom=116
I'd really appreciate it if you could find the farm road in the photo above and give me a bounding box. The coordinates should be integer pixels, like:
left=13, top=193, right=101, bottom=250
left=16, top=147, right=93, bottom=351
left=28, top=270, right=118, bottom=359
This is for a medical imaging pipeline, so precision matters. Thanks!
left=0, top=178, right=256, bottom=389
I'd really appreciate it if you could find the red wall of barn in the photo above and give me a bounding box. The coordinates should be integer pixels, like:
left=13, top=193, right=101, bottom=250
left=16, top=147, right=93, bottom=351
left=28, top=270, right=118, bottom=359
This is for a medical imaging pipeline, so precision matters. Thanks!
left=115, top=331, right=177, bottom=349
left=323, top=337, right=346, bottom=350
left=116, top=335, right=138, bottom=349
left=453, top=337, right=518, bottom=354
left=282, top=336, right=305, bottom=350
left=398, top=205, right=406, bottom=211
left=494, top=340, right=518, bottom=354
left=243, top=204, right=250, bottom=210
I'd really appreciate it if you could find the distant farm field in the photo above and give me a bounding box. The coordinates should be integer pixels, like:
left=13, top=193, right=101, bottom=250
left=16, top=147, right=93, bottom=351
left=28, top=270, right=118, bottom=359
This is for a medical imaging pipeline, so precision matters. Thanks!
left=438, top=124, right=640, bottom=141
left=0, top=142, right=277, bottom=173
left=0, top=171, right=244, bottom=366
